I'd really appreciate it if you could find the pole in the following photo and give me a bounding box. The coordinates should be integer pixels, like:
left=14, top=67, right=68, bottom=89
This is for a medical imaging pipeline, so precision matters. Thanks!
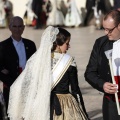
left=109, top=58, right=120, bottom=115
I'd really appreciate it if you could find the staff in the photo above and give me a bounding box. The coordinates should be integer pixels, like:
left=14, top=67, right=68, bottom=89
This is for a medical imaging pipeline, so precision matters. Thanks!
left=105, top=49, right=120, bottom=115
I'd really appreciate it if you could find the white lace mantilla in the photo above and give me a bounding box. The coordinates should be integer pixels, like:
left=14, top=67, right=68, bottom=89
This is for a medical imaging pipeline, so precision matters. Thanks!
left=8, top=26, right=59, bottom=120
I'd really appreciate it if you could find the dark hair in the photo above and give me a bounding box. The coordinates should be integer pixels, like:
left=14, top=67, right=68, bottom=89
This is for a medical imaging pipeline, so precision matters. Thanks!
left=51, top=27, right=71, bottom=52
left=104, top=10, right=120, bottom=26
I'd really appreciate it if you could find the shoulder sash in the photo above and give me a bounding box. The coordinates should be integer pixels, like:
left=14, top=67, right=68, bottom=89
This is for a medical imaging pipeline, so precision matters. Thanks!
left=51, top=54, right=73, bottom=90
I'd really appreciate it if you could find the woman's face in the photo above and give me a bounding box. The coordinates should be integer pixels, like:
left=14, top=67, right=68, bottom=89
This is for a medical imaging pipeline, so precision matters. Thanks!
left=59, top=38, right=70, bottom=53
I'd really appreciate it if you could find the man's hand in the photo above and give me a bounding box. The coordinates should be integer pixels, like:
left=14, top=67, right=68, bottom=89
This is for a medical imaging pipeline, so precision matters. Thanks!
left=103, top=82, right=118, bottom=94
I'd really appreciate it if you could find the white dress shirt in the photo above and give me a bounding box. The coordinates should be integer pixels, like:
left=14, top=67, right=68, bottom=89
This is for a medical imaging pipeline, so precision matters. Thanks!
left=12, top=37, right=26, bottom=70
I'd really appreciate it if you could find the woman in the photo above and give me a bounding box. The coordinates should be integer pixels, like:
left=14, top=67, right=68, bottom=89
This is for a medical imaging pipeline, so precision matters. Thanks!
left=8, top=26, right=88, bottom=120
left=64, top=0, right=82, bottom=27
left=0, top=0, right=6, bottom=27
left=46, top=0, right=64, bottom=26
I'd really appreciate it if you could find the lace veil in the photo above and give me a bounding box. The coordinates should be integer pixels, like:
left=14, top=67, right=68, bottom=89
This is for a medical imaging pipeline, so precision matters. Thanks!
left=7, top=26, right=59, bottom=120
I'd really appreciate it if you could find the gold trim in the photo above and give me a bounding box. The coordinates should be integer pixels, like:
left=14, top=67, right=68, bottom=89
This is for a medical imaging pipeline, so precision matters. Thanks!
left=52, top=56, right=73, bottom=90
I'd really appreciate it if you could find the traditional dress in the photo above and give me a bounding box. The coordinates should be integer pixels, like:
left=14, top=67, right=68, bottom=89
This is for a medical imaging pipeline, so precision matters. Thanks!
left=51, top=52, right=88, bottom=120
left=64, top=0, right=82, bottom=27
left=0, top=0, right=6, bottom=27
left=24, top=0, right=36, bottom=26
left=47, top=0, right=64, bottom=26
left=4, top=0, right=13, bottom=26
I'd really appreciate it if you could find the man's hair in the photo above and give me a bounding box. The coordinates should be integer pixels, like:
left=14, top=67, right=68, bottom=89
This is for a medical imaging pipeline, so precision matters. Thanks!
left=104, top=10, right=120, bottom=26
left=9, top=16, right=24, bottom=27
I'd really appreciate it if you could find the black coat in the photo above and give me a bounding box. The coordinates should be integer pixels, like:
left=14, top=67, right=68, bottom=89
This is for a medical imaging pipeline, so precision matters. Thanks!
left=32, top=0, right=43, bottom=14
left=97, top=0, right=112, bottom=14
left=84, top=35, right=114, bottom=93
left=0, top=37, right=36, bottom=87
left=86, top=0, right=95, bottom=11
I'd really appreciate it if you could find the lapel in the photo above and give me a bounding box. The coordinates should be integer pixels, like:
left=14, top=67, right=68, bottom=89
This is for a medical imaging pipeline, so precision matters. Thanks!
left=7, top=37, right=18, bottom=60
left=8, top=38, right=30, bottom=60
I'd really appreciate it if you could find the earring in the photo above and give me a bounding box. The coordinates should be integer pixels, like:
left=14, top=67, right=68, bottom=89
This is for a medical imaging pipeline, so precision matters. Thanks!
left=54, top=47, right=62, bottom=53
left=51, top=52, right=54, bottom=58
left=58, top=48, right=62, bottom=53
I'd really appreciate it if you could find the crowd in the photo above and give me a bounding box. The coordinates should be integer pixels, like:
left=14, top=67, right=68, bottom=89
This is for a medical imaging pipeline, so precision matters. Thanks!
left=1, top=0, right=120, bottom=120
left=24, top=0, right=113, bottom=29
left=1, top=0, right=120, bottom=29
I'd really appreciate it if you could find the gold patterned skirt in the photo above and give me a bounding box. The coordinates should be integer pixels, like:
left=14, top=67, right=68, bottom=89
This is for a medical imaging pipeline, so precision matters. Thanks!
left=53, top=94, right=88, bottom=120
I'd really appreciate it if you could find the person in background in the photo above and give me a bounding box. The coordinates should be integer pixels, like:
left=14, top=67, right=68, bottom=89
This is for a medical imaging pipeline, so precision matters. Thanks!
left=60, top=0, right=67, bottom=18
left=32, top=0, right=43, bottom=29
left=3, top=0, right=13, bottom=26
left=64, top=0, right=82, bottom=27
left=84, top=10, right=120, bottom=120
left=113, top=0, right=120, bottom=11
left=7, top=26, right=89, bottom=120
left=97, top=0, right=112, bottom=15
left=0, top=16, right=36, bottom=115
left=84, top=0, right=112, bottom=27
left=84, top=0, right=95, bottom=26
left=0, top=0, right=6, bottom=27
left=23, top=0, right=36, bottom=26
left=46, top=0, right=64, bottom=27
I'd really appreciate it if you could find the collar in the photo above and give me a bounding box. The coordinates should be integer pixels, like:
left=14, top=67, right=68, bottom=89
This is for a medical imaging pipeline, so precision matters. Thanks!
left=11, top=36, right=23, bottom=45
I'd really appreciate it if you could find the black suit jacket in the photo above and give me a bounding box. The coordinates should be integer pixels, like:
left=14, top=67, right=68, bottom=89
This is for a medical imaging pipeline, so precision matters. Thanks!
left=0, top=37, right=36, bottom=88
left=84, top=35, right=114, bottom=92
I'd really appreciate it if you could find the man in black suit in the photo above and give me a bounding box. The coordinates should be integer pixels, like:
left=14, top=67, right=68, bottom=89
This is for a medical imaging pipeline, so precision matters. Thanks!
left=84, top=10, right=120, bottom=120
left=0, top=16, right=36, bottom=112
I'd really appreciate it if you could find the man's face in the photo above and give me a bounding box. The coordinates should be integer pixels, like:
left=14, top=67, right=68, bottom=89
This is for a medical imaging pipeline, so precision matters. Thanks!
left=103, top=16, right=120, bottom=41
left=9, top=18, right=25, bottom=40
